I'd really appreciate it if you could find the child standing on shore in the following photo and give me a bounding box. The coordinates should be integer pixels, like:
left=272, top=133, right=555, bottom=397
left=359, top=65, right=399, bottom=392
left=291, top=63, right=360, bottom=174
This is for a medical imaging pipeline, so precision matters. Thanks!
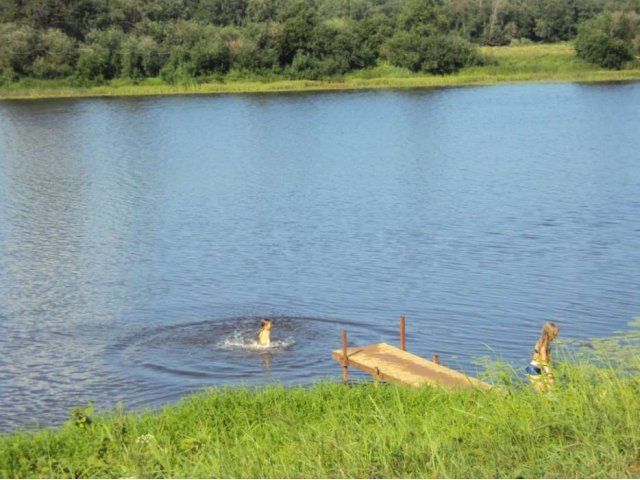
left=526, top=322, right=560, bottom=392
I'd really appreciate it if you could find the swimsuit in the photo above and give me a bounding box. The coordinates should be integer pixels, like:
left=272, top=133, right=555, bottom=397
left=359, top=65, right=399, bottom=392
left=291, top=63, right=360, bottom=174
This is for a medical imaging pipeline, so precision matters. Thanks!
left=525, top=348, right=547, bottom=376
left=525, top=364, right=542, bottom=375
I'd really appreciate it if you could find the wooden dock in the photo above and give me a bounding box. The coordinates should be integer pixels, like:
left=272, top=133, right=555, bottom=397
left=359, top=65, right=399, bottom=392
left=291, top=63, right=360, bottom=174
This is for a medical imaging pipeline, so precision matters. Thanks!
left=332, top=317, right=492, bottom=390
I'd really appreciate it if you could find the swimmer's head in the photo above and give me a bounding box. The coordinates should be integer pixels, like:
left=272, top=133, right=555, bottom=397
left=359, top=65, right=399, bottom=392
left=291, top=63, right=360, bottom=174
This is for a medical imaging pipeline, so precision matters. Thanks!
left=260, top=318, right=272, bottom=331
left=542, top=322, right=559, bottom=341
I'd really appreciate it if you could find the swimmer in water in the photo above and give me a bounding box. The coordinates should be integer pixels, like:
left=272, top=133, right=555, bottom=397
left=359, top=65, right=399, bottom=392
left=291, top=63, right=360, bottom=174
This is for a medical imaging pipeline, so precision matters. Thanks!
left=258, top=318, right=272, bottom=346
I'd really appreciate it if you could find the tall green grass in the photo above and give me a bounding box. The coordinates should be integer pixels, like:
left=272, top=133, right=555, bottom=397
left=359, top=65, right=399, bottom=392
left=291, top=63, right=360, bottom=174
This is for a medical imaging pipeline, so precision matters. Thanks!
left=1, top=330, right=639, bottom=478
left=1, top=43, right=639, bottom=101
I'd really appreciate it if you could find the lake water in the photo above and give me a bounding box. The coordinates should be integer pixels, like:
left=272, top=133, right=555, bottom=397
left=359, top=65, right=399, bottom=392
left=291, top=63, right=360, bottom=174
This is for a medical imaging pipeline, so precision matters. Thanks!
left=1, top=83, right=639, bottom=432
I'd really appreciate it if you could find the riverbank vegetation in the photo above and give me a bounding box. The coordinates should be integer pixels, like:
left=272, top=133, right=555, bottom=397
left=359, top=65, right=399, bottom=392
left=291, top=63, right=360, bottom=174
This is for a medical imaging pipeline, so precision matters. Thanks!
left=2, top=43, right=640, bottom=100
left=1, top=325, right=639, bottom=478
left=1, top=0, right=640, bottom=99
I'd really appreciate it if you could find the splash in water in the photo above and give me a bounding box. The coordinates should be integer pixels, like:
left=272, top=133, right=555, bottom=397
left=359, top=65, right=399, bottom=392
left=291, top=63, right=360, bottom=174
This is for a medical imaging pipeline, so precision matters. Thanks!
left=218, top=331, right=295, bottom=351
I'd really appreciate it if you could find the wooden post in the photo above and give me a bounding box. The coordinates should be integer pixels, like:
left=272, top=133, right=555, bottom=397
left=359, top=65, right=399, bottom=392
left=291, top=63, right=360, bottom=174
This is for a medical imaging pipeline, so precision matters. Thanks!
left=432, top=353, right=440, bottom=365
left=342, top=330, right=349, bottom=384
left=400, top=315, right=406, bottom=351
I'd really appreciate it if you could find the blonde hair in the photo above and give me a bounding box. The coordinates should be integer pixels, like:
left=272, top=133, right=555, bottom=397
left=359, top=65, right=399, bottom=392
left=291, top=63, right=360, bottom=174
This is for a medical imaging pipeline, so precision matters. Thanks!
left=536, top=322, right=559, bottom=362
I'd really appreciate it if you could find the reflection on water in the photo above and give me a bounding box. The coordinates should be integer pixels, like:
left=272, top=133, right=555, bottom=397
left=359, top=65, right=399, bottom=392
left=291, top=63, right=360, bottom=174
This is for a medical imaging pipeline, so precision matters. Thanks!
left=1, top=83, right=640, bottom=432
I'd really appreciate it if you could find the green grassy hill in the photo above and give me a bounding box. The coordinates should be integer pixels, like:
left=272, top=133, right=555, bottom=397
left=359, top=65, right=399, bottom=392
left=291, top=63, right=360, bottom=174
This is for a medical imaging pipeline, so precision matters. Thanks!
left=2, top=331, right=639, bottom=478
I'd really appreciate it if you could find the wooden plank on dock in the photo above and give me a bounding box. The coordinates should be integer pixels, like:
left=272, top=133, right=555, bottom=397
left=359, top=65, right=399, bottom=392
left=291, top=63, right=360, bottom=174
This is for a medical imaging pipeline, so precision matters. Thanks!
left=332, top=342, right=491, bottom=390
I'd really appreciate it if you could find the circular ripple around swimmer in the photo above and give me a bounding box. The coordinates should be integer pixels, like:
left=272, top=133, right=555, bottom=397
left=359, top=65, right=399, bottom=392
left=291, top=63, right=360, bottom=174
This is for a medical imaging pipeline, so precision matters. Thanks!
left=111, top=316, right=365, bottom=387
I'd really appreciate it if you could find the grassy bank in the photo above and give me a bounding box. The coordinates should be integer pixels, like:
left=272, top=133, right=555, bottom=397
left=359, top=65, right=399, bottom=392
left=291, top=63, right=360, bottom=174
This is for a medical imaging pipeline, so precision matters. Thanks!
left=1, top=43, right=639, bottom=101
left=1, top=337, right=639, bottom=478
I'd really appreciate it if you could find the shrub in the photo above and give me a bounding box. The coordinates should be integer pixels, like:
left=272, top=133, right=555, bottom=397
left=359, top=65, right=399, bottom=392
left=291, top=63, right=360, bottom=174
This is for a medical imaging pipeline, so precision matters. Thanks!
left=286, top=51, right=320, bottom=78
left=385, top=30, right=480, bottom=74
left=383, top=30, right=423, bottom=71
left=31, top=29, right=78, bottom=79
left=312, top=20, right=376, bottom=71
left=421, top=33, right=481, bottom=74
left=120, top=35, right=162, bottom=80
left=231, top=23, right=281, bottom=72
left=76, top=28, right=126, bottom=80
left=190, top=37, right=231, bottom=76
left=160, top=62, right=196, bottom=85
left=0, top=23, right=39, bottom=77
left=575, top=12, right=637, bottom=69
left=76, top=43, right=110, bottom=81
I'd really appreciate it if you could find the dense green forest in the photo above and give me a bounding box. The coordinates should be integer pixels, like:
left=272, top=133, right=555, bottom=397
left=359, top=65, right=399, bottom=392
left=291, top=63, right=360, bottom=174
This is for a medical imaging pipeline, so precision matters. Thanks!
left=1, top=0, right=639, bottom=85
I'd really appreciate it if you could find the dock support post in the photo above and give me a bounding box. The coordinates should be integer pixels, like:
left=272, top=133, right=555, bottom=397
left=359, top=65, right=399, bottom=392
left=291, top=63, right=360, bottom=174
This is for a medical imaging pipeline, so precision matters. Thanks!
left=342, top=330, right=349, bottom=384
left=400, top=316, right=406, bottom=351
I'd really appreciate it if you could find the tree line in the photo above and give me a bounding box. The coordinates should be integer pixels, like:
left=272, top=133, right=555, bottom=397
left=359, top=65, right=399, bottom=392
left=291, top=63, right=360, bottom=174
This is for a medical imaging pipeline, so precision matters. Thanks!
left=1, top=0, right=639, bottom=85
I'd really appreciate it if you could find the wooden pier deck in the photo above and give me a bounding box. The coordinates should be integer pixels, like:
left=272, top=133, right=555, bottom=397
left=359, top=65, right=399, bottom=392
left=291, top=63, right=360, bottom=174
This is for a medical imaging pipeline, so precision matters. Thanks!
left=332, top=317, right=493, bottom=390
left=332, top=342, right=491, bottom=390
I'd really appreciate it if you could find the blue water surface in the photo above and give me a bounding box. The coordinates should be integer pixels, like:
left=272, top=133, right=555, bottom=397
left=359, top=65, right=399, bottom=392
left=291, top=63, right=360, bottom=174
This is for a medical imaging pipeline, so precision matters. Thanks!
left=0, top=82, right=639, bottom=431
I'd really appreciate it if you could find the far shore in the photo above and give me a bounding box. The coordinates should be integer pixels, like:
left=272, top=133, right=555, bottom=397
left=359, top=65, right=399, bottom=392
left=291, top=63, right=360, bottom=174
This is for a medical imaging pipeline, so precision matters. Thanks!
left=1, top=43, right=640, bottom=101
